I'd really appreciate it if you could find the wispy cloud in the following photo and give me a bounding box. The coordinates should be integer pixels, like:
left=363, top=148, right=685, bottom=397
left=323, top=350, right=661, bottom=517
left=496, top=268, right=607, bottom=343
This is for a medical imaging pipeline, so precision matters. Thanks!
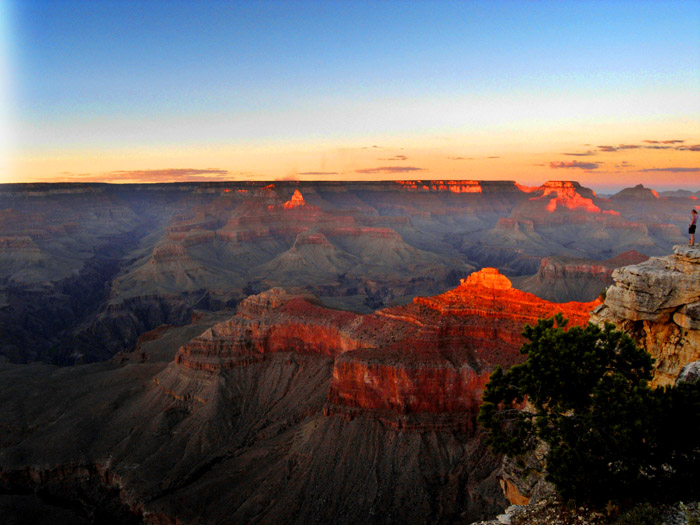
left=297, top=171, right=339, bottom=176
left=487, top=156, right=501, bottom=159
left=54, top=168, right=230, bottom=183
left=564, top=151, right=595, bottom=156
left=597, top=140, right=697, bottom=152
left=355, top=166, right=426, bottom=174
left=638, top=167, right=700, bottom=173
left=378, top=155, right=408, bottom=161
left=549, top=161, right=599, bottom=170
left=447, top=156, right=474, bottom=160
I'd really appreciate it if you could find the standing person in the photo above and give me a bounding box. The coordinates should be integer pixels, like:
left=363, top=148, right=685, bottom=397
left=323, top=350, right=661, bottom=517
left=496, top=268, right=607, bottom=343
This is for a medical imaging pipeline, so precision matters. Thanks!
left=690, top=209, right=698, bottom=245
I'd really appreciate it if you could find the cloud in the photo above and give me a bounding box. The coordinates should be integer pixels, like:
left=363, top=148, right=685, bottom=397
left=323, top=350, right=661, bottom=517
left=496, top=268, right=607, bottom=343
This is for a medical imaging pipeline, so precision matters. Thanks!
left=448, top=156, right=474, bottom=160
left=487, top=156, right=501, bottom=159
left=598, top=140, right=697, bottom=152
left=549, top=161, right=600, bottom=170
left=564, top=151, right=595, bottom=156
left=297, top=171, right=339, bottom=176
left=53, top=168, right=231, bottom=183
left=638, top=167, right=700, bottom=173
left=362, top=145, right=383, bottom=149
left=378, top=155, right=408, bottom=161
left=275, top=174, right=299, bottom=181
left=355, top=166, right=426, bottom=174
left=597, top=144, right=648, bottom=152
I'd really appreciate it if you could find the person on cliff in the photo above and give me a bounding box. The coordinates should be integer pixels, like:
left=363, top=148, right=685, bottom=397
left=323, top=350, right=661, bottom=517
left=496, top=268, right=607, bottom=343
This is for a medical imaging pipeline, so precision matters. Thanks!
left=690, top=209, right=697, bottom=245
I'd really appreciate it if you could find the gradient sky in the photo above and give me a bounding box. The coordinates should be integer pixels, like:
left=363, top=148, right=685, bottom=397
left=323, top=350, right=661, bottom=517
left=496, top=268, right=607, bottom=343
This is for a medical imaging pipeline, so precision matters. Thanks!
left=5, top=0, right=700, bottom=191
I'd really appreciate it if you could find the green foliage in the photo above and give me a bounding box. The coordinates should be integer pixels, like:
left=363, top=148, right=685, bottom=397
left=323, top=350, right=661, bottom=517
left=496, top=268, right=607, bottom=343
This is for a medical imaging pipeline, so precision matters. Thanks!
left=478, top=314, right=700, bottom=506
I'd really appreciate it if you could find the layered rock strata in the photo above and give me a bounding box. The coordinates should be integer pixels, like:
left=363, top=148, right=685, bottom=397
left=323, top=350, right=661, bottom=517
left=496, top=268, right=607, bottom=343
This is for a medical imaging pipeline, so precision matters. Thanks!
left=177, top=269, right=599, bottom=431
left=591, top=245, right=700, bottom=385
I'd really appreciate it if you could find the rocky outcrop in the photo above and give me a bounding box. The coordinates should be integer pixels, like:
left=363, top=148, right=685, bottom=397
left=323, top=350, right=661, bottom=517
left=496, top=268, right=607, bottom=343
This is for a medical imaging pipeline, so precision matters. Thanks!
left=591, top=245, right=700, bottom=385
left=178, top=270, right=598, bottom=431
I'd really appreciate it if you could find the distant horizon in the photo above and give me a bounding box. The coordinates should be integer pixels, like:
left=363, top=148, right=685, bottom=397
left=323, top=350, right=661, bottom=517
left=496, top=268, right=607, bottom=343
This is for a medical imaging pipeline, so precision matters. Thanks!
left=5, top=1, right=699, bottom=187
left=1, top=178, right=699, bottom=196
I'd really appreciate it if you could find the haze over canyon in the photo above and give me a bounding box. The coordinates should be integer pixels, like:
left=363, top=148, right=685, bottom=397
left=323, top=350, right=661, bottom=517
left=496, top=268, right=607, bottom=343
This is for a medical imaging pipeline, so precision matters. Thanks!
left=0, top=179, right=698, bottom=523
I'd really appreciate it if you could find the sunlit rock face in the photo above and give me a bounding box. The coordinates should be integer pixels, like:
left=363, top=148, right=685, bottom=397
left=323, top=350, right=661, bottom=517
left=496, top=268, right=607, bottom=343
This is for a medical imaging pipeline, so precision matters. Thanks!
left=178, top=270, right=599, bottom=430
left=591, top=245, right=700, bottom=385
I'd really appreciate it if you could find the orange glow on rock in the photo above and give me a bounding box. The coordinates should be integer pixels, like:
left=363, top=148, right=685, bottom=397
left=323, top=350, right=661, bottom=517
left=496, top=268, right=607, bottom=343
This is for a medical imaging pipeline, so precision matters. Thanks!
left=396, top=180, right=482, bottom=193
left=538, top=181, right=602, bottom=213
left=282, top=189, right=307, bottom=209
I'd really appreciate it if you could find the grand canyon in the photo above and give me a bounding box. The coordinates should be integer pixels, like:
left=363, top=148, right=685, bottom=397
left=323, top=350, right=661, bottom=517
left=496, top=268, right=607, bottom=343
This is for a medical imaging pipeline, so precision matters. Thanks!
left=1, top=180, right=698, bottom=523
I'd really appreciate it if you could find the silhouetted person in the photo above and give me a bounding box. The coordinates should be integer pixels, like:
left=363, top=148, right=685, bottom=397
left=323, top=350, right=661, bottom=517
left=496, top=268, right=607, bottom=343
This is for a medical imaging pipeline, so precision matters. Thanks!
left=690, top=209, right=697, bottom=245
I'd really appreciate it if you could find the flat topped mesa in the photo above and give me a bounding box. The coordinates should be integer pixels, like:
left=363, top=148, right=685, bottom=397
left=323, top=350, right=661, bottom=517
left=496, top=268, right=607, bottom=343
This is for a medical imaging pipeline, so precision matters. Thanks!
left=460, top=267, right=512, bottom=290
left=283, top=189, right=307, bottom=209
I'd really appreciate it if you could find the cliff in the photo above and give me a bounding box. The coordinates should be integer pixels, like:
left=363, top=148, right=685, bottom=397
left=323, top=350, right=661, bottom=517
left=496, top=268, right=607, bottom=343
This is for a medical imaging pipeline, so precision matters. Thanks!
left=177, top=269, right=598, bottom=431
left=591, top=245, right=700, bottom=385
left=512, top=250, right=649, bottom=302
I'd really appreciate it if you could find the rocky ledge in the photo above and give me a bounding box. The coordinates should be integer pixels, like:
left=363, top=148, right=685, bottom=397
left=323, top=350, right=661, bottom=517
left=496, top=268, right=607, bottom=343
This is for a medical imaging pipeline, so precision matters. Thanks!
left=591, top=245, right=700, bottom=385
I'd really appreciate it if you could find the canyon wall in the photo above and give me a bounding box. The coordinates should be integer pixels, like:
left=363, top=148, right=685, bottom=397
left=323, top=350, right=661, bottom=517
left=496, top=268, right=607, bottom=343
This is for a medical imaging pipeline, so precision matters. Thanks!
left=591, top=245, right=700, bottom=385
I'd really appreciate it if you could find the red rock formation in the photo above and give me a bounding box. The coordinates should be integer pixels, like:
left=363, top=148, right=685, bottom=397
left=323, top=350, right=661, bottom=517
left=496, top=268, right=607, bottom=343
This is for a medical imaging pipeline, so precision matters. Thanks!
left=396, top=180, right=483, bottom=193
left=176, top=270, right=598, bottom=430
left=282, top=189, right=307, bottom=208
left=536, top=181, right=602, bottom=214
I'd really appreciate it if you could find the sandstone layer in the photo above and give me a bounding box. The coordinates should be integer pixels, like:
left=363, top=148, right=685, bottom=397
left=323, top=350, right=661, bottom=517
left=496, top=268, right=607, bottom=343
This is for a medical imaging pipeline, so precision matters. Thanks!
left=177, top=268, right=598, bottom=431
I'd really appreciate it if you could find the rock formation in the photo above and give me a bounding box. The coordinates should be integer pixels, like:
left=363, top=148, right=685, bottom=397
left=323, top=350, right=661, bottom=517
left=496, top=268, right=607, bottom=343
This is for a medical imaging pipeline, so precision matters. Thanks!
left=177, top=269, right=598, bottom=432
left=512, top=250, right=649, bottom=302
left=591, top=245, right=700, bottom=385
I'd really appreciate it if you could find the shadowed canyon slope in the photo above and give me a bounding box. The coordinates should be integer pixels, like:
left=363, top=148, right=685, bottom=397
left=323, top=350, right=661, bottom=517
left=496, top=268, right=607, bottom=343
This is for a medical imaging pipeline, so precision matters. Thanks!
left=0, top=269, right=598, bottom=523
left=0, top=180, right=691, bottom=364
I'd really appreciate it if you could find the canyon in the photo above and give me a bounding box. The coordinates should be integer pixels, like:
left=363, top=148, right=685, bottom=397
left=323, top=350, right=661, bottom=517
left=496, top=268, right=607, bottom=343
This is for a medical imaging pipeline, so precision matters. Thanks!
left=0, top=268, right=598, bottom=523
left=0, top=180, right=697, bottom=523
left=0, top=180, right=690, bottom=364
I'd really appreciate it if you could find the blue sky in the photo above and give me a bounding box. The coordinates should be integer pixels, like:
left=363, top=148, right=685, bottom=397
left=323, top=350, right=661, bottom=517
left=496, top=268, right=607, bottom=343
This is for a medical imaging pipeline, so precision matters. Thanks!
left=7, top=0, right=700, bottom=189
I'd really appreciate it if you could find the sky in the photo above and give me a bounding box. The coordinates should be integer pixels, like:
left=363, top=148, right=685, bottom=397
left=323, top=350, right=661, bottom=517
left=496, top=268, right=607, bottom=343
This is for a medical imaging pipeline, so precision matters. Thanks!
left=4, top=0, right=700, bottom=192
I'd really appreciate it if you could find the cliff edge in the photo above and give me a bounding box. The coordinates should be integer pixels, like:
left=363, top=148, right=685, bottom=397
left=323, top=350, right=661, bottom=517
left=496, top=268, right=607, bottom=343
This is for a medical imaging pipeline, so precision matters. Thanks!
left=590, top=245, right=700, bottom=385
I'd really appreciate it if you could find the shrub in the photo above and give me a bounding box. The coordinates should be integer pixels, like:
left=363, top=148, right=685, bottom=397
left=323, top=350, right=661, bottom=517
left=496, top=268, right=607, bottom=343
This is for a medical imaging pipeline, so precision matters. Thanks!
left=478, top=314, right=700, bottom=506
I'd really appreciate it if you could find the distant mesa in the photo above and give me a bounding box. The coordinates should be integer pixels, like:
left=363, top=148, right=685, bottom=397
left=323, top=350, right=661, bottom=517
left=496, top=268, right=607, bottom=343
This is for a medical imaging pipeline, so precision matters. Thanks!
left=513, top=250, right=650, bottom=302
left=535, top=180, right=602, bottom=213
left=611, top=184, right=660, bottom=200
left=396, top=180, right=483, bottom=193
